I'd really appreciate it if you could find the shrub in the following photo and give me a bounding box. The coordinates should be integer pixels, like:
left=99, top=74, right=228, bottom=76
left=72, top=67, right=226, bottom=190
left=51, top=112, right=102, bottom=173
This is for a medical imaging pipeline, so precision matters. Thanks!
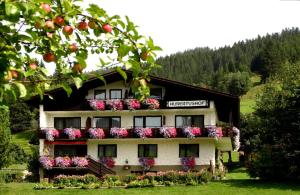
left=0, top=171, right=23, bottom=183
left=0, top=106, right=11, bottom=169
left=122, top=174, right=137, bottom=183
left=53, top=174, right=98, bottom=187
left=9, top=102, right=33, bottom=133
left=200, top=170, right=213, bottom=183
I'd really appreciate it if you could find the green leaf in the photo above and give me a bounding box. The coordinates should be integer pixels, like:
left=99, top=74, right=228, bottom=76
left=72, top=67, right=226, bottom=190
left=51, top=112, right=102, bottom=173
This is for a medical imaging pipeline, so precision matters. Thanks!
left=5, top=2, right=19, bottom=16
left=95, top=74, right=106, bottom=85
left=116, top=67, right=127, bottom=81
left=62, top=83, right=72, bottom=97
left=125, top=61, right=132, bottom=70
left=117, top=44, right=131, bottom=59
left=14, top=82, right=27, bottom=98
left=35, top=85, right=44, bottom=100
left=72, top=76, right=83, bottom=89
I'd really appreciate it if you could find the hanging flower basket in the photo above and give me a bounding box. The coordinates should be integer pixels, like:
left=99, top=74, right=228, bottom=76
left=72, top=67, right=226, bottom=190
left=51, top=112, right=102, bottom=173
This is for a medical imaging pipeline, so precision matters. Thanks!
left=125, top=99, right=141, bottom=110
left=88, top=100, right=105, bottom=111
left=64, top=128, right=82, bottom=140
left=100, top=157, right=115, bottom=168
left=183, top=127, right=201, bottom=139
left=144, top=98, right=160, bottom=109
left=181, top=157, right=195, bottom=171
left=88, top=128, right=105, bottom=139
left=110, top=127, right=128, bottom=138
left=106, top=99, right=124, bottom=111
left=55, top=156, right=72, bottom=167
left=159, top=127, right=177, bottom=138
left=39, top=156, right=55, bottom=169
left=41, top=128, right=60, bottom=141
left=134, top=127, right=153, bottom=138
left=71, top=157, right=89, bottom=167
left=139, top=157, right=155, bottom=171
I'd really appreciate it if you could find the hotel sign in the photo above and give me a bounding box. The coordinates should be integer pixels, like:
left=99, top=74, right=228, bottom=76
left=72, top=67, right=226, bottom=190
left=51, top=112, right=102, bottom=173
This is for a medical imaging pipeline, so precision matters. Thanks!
left=166, top=100, right=209, bottom=108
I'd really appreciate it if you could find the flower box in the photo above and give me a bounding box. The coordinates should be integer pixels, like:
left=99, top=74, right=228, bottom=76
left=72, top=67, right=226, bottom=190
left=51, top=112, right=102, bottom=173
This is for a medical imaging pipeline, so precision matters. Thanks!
left=207, top=126, right=223, bottom=138
left=134, top=127, right=153, bottom=138
left=55, top=156, right=72, bottom=167
left=125, top=99, right=141, bottom=110
left=110, top=127, right=128, bottom=138
left=159, top=127, right=177, bottom=138
left=106, top=99, right=123, bottom=111
left=181, top=157, right=195, bottom=171
left=88, top=128, right=105, bottom=139
left=39, top=156, right=55, bottom=169
left=41, top=128, right=60, bottom=141
left=71, top=157, right=88, bottom=167
left=88, top=100, right=105, bottom=111
left=100, top=157, right=115, bottom=168
left=183, top=127, right=201, bottom=139
left=139, top=157, right=155, bottom=171
left=64, top=128, right=82, bottom=140
left=144, top=98, right=160, bottom=109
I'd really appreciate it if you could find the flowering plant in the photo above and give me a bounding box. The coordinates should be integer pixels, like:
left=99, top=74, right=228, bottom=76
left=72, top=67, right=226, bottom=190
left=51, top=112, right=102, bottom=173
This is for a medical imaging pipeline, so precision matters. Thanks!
left=39, top=156, right=54, bottom=169
left=181, top=157, right=196, bottom=171
left=139, top=157, right=155, bottom=171
left=110, top=127, right=128, bottom=138
left=88, top=128, right=105, bottom=139
left=55, top=156, right=72, bottom=167
left=207, top=126, right=223, bottom=139
left=41, top=128, right=59, bottom=141
left=88, top=100, right=105, bottom=111
left=125, top=99, right=141, bottom=110
left=134, top=127, right=152, bottom=138
left=71, top=157, right=89, bottom=167
left=64, top=128, right=82, bottom=140
left=232, top=127, right=240, bottom=151
left=183, top=127, right=201, bottom=139
left=106, top=99, right=123, bottom=111
left=144, top=98, right=160, bottom=109
left=159, top=127, right=177, bottom=138
left=100, top=157, right=115, bottom=168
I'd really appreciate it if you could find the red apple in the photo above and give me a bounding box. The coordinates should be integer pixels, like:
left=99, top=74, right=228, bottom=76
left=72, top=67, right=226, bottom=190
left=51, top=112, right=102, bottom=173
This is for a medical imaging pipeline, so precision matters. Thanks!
left=45, top=20, right=55, bottom=30
left=102, top=24, right=112, bottom=33
left=68, top=43, right=78, bottom=53
left=63, top=25, right=73, bottom=36
left=43, top=53, right=55, bottom=62
left=88, top=20, right=98, bottom=29
left=140, top=51, right=149, bottom=61
left=41, top=3, right=51, bottom=13
left=54, top=16, right=65, bottom=26
left=10, top=70, right=19, bottom=78
left=72, top=63, right=83, bottom=73
left=78, top=21, right=88, bottom=30
left=29, top=62, right=38, bottom=70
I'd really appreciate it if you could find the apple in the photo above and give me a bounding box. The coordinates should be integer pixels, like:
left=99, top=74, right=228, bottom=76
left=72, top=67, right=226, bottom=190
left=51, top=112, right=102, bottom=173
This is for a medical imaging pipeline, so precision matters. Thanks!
left=10, top=70, right=19, bottom=78
left=54, top=16, right=65, bottom=26
left=29, top=62, right=38, bottom=70
left=43, top=53, right=55, bottom=62
left=72, top=63, right=83, bottom=73
left=102, top=24, right=112, bottom=33
left=63, top=25, right=73, bottom=36
left=45, top=20, right=55, bottom=30
left=78, top=21, right=88, bottom=30
left=88, top=20, right=98, bottom=29
left=41, top=3, right=51, bottom=13
left=68, top=43, right=78, bottom=53
left=140, top=51, right=149, bottom=61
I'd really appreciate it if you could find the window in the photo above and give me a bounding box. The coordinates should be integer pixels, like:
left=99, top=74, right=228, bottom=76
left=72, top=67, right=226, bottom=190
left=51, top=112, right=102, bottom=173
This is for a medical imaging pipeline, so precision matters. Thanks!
left=150, top=88, right=162, bottom=99
left=94, top=90, right=106, bottom=100
left=134, top=116, right=162, bottom=128
left=175, top=115, right=204, bottom=129
left=179, top=144, right=199, bottom=157
left=54, top=145, right=87, bottom=157
left=138, top=144, right=157, bottom=157
left=98, top=144, right=117, bottom=157
left=95, top=117, right=121, bottom=129
left=110, top=89, right=122, bottom=99
left=54, top=117, right=81, bottom=130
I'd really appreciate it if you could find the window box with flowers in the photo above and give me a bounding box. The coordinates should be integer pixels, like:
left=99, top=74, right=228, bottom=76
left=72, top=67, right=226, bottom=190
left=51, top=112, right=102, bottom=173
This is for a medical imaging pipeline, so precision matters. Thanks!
left=159, top=127, right=177, bottom=138
left=183, top=127, right=201, bottom=139
left=88, top=128, right=105, bottom=139
left=106, top=99, right=123, bottom=111
left=180, top=157, right=196, bottom=172
left=71, top=157, right=89, bottom=167
left=125, top=99, right=141, bottom=110
left=88, top=100, right=105, bottom=111
left=64, top=128, right=82, bottom=140
left=100, top=157, right=115, bottom=168
left=39, top=156, right=89, bottom=169
left=143, top=98, right=160, bottom=109
left=206, top=126, right=223, bottom=139
left=55, top=156, right=72, bottom=168
left=39, top=156, right=55, bottom=169
left=139, top=157, right=155, bottom=171
left=110, top=127, right=128, bottom=138
left=41, top=128, right=60, bottom=141
left=134, top=127, right=153, bottom=139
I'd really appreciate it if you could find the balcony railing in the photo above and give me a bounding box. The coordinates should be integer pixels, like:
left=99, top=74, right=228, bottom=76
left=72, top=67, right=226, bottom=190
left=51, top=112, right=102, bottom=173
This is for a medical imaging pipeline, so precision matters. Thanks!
left=39, top=126, right=233, bottom=141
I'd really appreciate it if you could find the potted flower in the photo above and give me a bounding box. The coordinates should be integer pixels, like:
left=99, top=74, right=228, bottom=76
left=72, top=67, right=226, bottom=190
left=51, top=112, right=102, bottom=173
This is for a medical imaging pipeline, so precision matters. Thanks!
left=39, top=156, right=54, bottom=169
left=144, top=98, right=160, bottom=109
left=183, top=127, right=201, bottom=139
left=159, top=127, right=177, bottom=138
left=106, top=99, right=123, bottom=111
left=134, top=127, right=152, bottom=139
left=88, top=100, right=105, bottom=111
left=64, top=128, right=82, bottom=140
left=125, top=99, right=141, bottom=110
left=181, top=157, right=195, bottom=171
left=88, top=128, right=105, bottom=139
left=110, top=127, right=128, bottom=138
left=71, top=157, right=89, bottom=167
left=139, top=157, right=155, bottom=171
left=41, top=128, right=59, bottom=141
left=100, top=157, right=115, bottom=168
left=55, top=156, right=72, bottom=167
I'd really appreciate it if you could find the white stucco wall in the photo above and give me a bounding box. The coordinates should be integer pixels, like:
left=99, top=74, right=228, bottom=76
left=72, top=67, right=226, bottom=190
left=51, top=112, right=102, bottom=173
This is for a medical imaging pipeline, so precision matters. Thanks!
left=87, top=138, right=215, bottom=166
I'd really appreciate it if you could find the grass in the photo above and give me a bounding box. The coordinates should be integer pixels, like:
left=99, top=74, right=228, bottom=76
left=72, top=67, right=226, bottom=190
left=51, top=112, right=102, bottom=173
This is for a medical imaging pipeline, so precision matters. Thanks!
left=1, top=168, right=300, bottom=195
left=11, top=130, right=35, bottom=155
